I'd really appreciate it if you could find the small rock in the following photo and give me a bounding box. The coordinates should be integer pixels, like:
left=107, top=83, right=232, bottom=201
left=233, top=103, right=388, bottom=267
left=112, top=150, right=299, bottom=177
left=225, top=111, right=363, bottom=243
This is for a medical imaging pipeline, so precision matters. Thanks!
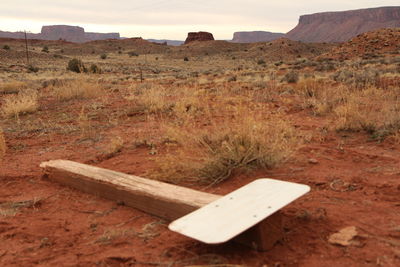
left=308, top=158, right=319, bottom=164
left=328, top=226, right=358, bottom=246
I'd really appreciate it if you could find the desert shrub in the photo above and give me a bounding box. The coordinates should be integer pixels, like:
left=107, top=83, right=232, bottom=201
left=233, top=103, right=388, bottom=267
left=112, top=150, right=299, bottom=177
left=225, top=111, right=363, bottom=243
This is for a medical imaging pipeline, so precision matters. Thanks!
left=299, top=83, right=350, bottom=116
left=184, top=57, right=189, bottom=61
left=128, top=51, right=139, bottom=57
left=77, top=107, right=96, bottom=140
left=3, top=45, right=10, bottom=50
left=52, top=80, right=102, bottom=101
left=152, top=111, right=299, bottom=186
left=27, top=65, right=39, bottom=73
left=332, top=69, right=379, bottom=88
left=100, top=54, right=107, bottom=59
left=1, top=90, right=39, bottom=118
left=257, top=59, right=266, bottom=65
left=227, top=76, right=237, bottom=82
left=125, top=84, right=173, bottom=114
left=315, top=63, right=336, bottom=72
left=282, top=71, right=299, bottom=83
left=0, top=81, right=28, bottom=94
left=89, top=64, right=102, bottom=74
left=334, top=87, right=400, bottom=139
left=0, top=128, right=5, bottom=159
left=67, top=58, right=87, bottom=73
left=42, top=46, right=49, bottom=53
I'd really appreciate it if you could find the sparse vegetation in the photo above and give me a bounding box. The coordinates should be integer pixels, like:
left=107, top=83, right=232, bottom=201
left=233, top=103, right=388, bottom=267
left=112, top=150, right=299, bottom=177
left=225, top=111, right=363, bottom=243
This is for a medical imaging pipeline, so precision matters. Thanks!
left=67, top=58, right=87, bottom=73
left=52, top=79, right=102, bottom=101
left=89, top=64, right=101, bottom=74
left=1, top=90, right=39, bottom=118
left=0, top=27, right=400, bottom=266
left=153, top=110, right=299, bottom=185
left=282, top=70, right=299, bottom=83
left=128, top=51, right=139, bottom=57
left=100, top=53, right=107, bottom=59
left=2, top=45, right=10, bottom=50
left=0, top=127, right=6, bottom=159
left=0, top=81, right=28, bottom=94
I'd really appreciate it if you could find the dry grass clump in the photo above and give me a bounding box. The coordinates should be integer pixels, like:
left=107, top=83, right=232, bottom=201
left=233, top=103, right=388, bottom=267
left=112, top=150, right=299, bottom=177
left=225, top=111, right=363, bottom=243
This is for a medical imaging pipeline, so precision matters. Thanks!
left=295, top=79, right=350, bottom=115
left=126, top=83, right=173, bottom=114
left=152, top=110, right=299, bottom=186
left=52, top=79, right=102, bottom=101
left=77, top=108, right=96, bottom=140
left=1, top=90, right=39, bottom=118
left=105, top=136, right=124, bottom=154
left=0, top=128, right=6, bottom=159
left=334, top=87, right=400, bottom=139
left=0, top=81, right=28, bottom=94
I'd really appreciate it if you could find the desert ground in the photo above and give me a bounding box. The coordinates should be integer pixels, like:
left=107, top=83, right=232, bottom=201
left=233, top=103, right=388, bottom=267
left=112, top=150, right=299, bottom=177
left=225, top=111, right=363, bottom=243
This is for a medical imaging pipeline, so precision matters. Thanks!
left=0, top=28, right=400, bottom=266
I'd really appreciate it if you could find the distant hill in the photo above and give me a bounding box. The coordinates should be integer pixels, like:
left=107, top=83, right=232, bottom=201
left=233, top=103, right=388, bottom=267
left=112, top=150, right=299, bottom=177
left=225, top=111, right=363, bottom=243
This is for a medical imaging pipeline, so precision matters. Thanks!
left=0, top=25, right=120, bottom=43
left=286, top=6, right=400, bottom=43
left=147, top=39, right=184, bottom=46
left=232, top=31, right=285, bottom=43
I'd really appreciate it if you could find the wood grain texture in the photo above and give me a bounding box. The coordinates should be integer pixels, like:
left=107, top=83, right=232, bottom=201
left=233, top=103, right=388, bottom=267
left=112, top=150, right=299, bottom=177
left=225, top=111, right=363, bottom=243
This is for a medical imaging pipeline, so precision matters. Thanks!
left=40, top=160, right=219, bottom=221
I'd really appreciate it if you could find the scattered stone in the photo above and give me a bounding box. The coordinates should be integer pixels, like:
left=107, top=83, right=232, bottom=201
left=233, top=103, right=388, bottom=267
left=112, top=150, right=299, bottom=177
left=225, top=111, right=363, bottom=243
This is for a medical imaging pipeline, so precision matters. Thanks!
left=328, top=226, right=358, bottom=246
left=308, top=158, right=319, bottom=164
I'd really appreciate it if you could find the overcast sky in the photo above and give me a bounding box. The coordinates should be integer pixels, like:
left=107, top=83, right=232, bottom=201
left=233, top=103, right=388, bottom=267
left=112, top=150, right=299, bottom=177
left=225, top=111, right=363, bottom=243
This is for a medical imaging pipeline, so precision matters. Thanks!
left=0, top=1, right=398, bottom=40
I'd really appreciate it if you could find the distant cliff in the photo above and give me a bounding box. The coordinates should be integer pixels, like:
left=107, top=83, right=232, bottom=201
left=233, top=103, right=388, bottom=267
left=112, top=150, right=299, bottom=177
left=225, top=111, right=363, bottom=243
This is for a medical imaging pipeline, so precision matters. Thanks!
left=286, top=6, right=400, bottom=43
left=0, top=25, right=120, bottom=43
left=232, top=31, right=285, bottom=43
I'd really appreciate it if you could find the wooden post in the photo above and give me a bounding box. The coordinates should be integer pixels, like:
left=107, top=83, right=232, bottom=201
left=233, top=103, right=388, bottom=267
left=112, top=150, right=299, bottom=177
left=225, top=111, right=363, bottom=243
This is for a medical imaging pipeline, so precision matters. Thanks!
left=24, top=31, right=30, bottom=66
left=40, top=160, right=283, bottom=250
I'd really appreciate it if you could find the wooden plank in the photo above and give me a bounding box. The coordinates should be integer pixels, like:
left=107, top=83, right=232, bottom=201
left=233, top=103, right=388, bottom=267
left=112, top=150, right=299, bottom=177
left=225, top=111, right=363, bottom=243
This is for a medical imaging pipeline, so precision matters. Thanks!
left=40, top=160, right=303, bottom=250
left=40, top=160, right=220, bottom=221
left=168, top=179, right=310, bottom=244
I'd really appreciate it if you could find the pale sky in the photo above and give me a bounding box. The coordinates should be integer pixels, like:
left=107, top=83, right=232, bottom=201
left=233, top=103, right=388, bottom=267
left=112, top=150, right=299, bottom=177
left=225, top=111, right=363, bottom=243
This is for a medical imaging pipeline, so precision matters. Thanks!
left=0, top=1, right=398, bottom=40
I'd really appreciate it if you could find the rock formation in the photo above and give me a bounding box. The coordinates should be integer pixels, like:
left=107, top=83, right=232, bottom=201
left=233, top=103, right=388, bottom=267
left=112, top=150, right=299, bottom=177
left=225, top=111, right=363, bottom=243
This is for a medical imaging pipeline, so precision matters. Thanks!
left=287, top=6, right=400, bottom=43
left=41, top=25, right=85, bottom=42
left=0, top=25, right=120, bottom=43
left=184, top=32, right=214, bottom=44
left=232, top=31, right=285, bottom=43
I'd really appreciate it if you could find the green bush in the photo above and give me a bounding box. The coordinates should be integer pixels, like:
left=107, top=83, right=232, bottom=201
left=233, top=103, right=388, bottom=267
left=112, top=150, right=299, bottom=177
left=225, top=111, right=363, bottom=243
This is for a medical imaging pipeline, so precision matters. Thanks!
left=42, top=46, right=49, bottom=53
left=3, top=45, right=10, bottom=50
left=100, top=54, right=107, bottom=59
left=67, top=58, right=87, bottom=73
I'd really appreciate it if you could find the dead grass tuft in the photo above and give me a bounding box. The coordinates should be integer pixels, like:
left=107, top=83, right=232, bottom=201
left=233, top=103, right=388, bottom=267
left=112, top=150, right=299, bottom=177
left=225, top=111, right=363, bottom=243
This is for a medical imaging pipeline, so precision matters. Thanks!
left=334, top=87, right=400, bottom=139
left=78, top=107, right=96, bottom=140
left=1, top=90, right=39, bottom=118
left=0, top=128, right=5, bottom=159
left=105, top=136, right=124, bottom=155
left=52, top=79, right=102, bottom=101
left=0, top=81, right=28, bottom=94
left=126, top=83, right=173, bottom=114
left=152, top=110, right=299, bottom=186
left=0, top=199, right=41, bottom=217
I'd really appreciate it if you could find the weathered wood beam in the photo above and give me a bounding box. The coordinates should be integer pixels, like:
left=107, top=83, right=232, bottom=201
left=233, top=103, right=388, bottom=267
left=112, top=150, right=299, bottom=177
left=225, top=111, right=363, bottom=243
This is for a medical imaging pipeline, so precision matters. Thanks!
left=40, top=160, right=283, bottom=250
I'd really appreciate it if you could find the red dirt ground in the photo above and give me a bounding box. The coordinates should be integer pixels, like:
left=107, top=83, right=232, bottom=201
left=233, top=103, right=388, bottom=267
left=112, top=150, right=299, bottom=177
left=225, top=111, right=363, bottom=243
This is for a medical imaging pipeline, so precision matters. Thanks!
left=1, top=109, right=399, bottom=266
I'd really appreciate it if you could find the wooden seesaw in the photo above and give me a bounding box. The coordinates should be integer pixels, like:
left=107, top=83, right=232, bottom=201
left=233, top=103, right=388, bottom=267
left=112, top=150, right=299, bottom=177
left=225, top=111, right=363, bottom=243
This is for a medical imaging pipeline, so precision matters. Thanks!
left=40, top=160, right=310, bottom=251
